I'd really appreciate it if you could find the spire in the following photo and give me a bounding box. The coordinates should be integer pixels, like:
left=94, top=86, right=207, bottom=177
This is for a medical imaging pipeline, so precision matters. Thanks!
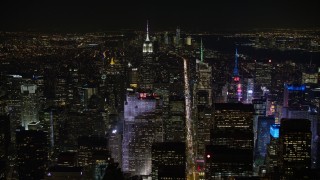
left=146, top=20, right=150, bottom=42
left=200, top=38, right=204, bottom=62
left=233, top=48, right=239, bottom=76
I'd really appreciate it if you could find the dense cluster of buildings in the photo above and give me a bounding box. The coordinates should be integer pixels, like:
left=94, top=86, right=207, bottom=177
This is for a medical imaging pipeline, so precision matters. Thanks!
left=0, top=24, right=320, bottom=180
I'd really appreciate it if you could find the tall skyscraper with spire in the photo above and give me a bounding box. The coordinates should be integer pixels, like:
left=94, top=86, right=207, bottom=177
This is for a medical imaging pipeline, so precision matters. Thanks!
left=140, top=21, right=154, bottom=90
left=233, top=48, right=239, bottom=77
left=194, top=39, right=213, bottom=177
left=142, top=21, right=153, bottom=54
left=228, top=48, right=242, bottom=103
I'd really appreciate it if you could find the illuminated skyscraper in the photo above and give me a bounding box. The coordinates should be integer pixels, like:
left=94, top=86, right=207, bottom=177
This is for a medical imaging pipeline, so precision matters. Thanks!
left=122, top=92, right=158, bottom=174
left=140, top=21, right=154, bottom=90
left=129, top=67, right=139, bottom=89
left=280, top=118, right=311, bottom=178
left=213, top=103, right=254, bottom=132
left=142, top=21, right=153, bottom=54
left=20, top=84, right=39, bottom=130
left=270, top=124, right=280, bottom=139
left=103, top=56, right=125, bottom=112
left=207, top=103, right=254, bottom=178
left=55, top=76, right=68, bottom=106
left=175, top=27, right=181, bottom=47
left=244, top=78, right=254, bottom=104
left=252, top=97, right=267, bottom=149
left=195, top=39, right=212, bottom=106
left=164, top=32, right=169, bottom=45
left=41, top=107, right=65, bottom=155
left=228, top=49, right=242, bottom=103
left=302, top=72, right=318, bottom=84
left=265, top=124, right=281, bottom=176
left=194, top=39, right=213, bottom=174
left=127, top=112, right=163, bottom=176
left=254, top=61, right=272, bottom=98
left=165, top=96, right=185, bottom=142
left=233, top=49, right=239, bottom=78
left=186, top=36, right=192, bottom=46
left=256, top=116, right=275, bottom=158
left=283, top=84, right=306, bottom=108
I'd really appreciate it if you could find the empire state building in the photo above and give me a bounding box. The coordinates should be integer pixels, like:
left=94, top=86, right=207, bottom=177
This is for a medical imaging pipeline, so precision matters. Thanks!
left=140, top=21, right=154, bottom=90
left=142, top=21, right=153, bottom=54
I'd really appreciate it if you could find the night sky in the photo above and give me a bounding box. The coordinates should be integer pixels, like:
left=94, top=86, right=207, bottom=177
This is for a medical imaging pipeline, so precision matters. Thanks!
left=1, top=0, right=319, bottom=32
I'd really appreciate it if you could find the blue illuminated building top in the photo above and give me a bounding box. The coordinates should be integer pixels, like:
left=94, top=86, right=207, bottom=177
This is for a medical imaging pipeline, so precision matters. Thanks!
left=286, top=84, right=306, bottom=91
left=233, top=48, right=239, bottom=76
left=270, top=124, right=280, bottom=138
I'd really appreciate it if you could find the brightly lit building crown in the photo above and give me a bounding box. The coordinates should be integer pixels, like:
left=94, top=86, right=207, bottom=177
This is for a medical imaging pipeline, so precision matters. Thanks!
left=143, top=20, right=153, bottom=54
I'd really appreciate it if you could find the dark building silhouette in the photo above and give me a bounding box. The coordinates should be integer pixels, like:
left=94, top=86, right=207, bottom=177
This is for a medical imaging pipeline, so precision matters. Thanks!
left=0, top=160, right=5, bottom=179
left=205, top=145, right=253, bottom=178
left=77, top=136, right=110, bottom=179
left=16, top=127, right=48, bottom=179
left=280, top=118, right=311, bottom=178
left=57, top=152, right=78, bottom=167
left=151, top=142, right=186, bottom=180
left=0, top=115, right=10, bottom=179
left=0, top=115, right=10, bottom=160
left=46, top=166, right=84, bottom=179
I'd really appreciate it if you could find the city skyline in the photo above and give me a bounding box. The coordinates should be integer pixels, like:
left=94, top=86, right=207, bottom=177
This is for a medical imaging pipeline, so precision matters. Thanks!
left=1, top=1, right=320, bottom=179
